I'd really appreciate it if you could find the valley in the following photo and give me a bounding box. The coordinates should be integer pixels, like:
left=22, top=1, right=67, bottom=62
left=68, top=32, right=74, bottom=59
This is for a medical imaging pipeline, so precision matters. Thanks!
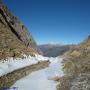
left=0, top=0, right=90, bottom=90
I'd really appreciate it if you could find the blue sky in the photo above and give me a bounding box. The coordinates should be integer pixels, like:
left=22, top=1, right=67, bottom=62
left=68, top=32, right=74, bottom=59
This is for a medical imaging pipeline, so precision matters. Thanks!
left=4, top=0, right=90, bottom=44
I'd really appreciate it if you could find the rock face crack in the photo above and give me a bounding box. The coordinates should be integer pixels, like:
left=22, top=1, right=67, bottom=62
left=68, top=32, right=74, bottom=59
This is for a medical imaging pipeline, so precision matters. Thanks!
left=0, top=9, right=22, bottom=41
left=0, top=1, right=42, bottom=58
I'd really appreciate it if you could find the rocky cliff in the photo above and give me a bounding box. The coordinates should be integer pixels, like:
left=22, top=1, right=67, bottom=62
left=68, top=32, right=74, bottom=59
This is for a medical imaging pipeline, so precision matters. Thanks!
left=57, top=36, right=90, bottom=90
left=0, top=0, right=40, bottom=59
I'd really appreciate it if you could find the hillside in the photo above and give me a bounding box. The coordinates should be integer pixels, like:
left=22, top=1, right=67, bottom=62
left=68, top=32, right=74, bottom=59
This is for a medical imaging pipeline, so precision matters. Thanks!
left=57, top=36, right=90, bottom=90
left=39, top=44, right=72, bottom=57
left=0, top=1, right=40, bottom=59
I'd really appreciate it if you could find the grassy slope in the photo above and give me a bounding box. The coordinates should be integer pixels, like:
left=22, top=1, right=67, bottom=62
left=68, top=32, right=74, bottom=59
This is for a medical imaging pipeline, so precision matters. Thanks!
left=0, top=1, right=38, bottom=59
left=0, top=23, right=36, bottom=59
left=57, top=36, right=90, bottom=90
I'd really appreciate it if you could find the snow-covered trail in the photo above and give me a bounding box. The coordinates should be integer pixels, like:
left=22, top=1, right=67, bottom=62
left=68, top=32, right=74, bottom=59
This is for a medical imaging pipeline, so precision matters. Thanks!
left=11, top=57, right=63, bottom=90
left=0, top=54, right=49, bottom=76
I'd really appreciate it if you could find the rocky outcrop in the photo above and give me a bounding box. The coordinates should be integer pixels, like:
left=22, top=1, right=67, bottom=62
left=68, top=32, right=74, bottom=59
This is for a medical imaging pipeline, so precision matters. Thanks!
left=0, top=0, right=40, bottom=59
left=57, top=36, right=90, bottom=90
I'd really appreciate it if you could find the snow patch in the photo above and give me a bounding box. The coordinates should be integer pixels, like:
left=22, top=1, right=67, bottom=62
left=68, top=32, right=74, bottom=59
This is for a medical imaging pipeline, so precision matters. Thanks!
left=11, top=57, right=64, bottom=90
left=0, top=55, right=49, bottom=77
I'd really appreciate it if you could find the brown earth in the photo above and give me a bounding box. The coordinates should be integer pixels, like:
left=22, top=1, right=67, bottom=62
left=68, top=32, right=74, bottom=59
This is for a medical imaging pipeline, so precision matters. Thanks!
left=57, top=36, right=90, bottom=90
left=0, top=0, right=41, bottom=59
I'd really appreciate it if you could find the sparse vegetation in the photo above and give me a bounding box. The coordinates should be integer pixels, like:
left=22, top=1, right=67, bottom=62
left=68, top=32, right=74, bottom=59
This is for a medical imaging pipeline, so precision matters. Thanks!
left=0, top=1, right=39, bottom=59
left=57, top=36, right=90, bottom=90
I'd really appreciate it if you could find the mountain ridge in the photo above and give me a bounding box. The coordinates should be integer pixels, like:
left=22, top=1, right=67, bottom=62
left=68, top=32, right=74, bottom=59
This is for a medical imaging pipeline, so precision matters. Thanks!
left=39, top=44, right=72, bottom=57
left=0, top=0, right=40, bottom=59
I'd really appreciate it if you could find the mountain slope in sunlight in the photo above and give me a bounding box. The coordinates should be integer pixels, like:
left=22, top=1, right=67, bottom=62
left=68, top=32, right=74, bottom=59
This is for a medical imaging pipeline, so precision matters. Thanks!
left=0, top=1, right=40, bottom=59
left=57, top=35, right=90, bottom=90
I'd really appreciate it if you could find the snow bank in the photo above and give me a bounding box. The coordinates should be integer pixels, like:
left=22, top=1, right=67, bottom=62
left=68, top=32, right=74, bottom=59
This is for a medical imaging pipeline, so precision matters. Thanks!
left=35, top=54, right=49, bottom=61
left=0, top=55, right=49, bottom=77
left=11, top=57, right=64, bottom=90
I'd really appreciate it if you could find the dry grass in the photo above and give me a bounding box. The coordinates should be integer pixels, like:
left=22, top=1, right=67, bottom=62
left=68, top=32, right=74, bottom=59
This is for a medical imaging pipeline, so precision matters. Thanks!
left=57, top=36, right=90, bottom=90
left=0, top=23, right=36, bottom=59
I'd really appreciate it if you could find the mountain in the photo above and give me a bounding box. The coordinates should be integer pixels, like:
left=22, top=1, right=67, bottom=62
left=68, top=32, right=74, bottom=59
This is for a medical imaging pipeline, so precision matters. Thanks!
left=64, top=35, right=90, bottom=62
left=57, top=36, right=90, bottom=90
left=0, top=1, right=40, bottom=59
left=39, top=44, right=72, bottom=57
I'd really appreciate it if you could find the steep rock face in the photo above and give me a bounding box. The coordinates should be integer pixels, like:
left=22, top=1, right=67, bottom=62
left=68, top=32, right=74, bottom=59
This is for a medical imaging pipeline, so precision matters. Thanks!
left=0, top=1, right=39, bottom=59
left=57, top=36, right=90, bottom=90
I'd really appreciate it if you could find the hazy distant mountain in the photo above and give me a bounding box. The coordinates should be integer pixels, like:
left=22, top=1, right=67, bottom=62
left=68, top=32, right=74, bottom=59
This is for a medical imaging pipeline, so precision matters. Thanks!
left=39, top=44, right=72, bottom=57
